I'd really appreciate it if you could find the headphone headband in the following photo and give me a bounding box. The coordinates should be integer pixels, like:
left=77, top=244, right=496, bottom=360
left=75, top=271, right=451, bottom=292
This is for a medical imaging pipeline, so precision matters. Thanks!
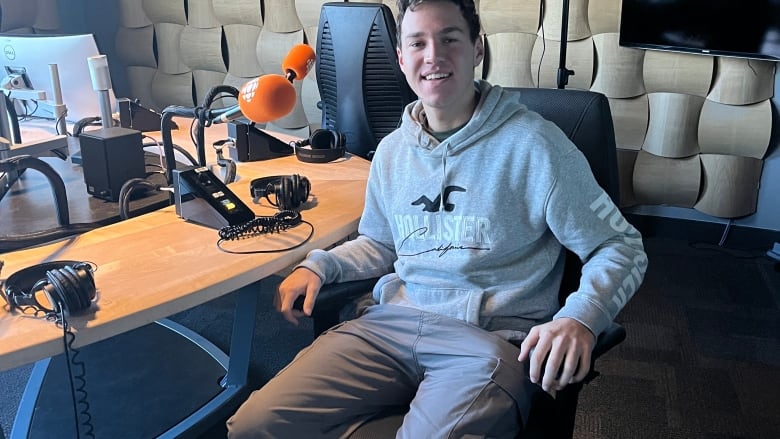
left=290, top=129, right=346, bottom=163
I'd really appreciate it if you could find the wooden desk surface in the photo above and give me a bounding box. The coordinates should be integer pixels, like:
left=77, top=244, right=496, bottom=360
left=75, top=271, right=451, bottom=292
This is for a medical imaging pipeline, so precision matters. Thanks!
left=0, top=122, right=370, bottom=372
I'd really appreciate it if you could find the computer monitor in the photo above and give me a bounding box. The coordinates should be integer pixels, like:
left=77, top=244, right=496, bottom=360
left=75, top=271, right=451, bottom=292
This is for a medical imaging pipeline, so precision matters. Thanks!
left=316, top=2, right=416, bottom=159
left=0, top=33, right=117, bottom=124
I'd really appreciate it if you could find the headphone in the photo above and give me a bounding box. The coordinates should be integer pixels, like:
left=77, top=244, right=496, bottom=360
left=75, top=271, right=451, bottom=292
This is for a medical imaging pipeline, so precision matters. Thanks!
left=2, top=261, right=96, bottom=315
left=289, top=129, right=346, bottom=163
left=250, top=174, right=311, bottom=210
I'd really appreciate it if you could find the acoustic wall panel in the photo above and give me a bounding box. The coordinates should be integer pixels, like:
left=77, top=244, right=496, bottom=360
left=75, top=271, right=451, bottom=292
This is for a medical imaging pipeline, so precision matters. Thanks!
left=708, top=57, right=775, bottom=106
left=694, top=154, right=764, bottom=218
left=698, top=100, right=772, bottom=160
left=590, top=33, right=645, bottom=99
left=642, top=93, right=704, bottom=159
left=632, top=150, right=701, bottom=208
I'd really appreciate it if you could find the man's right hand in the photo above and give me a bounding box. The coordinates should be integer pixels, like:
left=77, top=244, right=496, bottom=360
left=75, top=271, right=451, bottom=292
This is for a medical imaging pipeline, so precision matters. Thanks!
left=275, top=267, right=323, bottom=325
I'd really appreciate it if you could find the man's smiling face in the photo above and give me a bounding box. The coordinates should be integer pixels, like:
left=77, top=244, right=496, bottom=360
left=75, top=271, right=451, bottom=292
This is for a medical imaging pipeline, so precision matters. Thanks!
left=397, top=1, right=484, bottom=123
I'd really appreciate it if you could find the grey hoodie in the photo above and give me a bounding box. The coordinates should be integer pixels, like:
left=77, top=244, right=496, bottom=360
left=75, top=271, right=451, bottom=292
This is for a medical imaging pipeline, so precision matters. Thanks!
left=299, top=80, right=647, bottom=336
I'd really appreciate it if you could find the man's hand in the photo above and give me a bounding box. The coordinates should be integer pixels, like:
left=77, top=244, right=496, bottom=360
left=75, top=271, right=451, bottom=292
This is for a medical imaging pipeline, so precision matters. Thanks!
left=275, top=267, right=323, bottom=325
left=517, top=318, right=596, bottom=397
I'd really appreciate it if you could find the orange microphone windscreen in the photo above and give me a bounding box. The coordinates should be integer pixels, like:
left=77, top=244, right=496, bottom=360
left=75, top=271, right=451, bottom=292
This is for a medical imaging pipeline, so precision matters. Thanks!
left=238, top=74, right=296, bottom=123
left=281, top=44, right=316, bottom=81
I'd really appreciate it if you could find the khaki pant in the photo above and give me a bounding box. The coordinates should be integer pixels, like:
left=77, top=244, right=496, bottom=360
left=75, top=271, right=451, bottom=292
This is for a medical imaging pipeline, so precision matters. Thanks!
left=227, top=304, right=542, bottom=439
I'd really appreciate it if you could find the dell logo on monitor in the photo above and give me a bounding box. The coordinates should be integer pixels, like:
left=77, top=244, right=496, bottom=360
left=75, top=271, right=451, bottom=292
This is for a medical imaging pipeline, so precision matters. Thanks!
left=3, top=45, right=15, bottom=60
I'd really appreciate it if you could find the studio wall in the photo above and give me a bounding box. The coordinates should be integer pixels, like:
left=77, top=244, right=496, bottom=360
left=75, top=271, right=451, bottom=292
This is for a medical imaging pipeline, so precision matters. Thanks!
left=1, top=0, right=778, bottom=232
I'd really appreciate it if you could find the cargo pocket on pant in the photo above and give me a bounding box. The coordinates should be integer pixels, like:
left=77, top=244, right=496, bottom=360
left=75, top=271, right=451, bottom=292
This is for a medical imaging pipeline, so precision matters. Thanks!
left=452, top=358, right=538, bottom=438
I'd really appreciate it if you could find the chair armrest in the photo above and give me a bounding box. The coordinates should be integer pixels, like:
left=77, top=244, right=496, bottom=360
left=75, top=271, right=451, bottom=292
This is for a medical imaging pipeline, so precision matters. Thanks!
left=583, top=321, right=626, bottom=383
left=299, top=278, right=380, bottom=336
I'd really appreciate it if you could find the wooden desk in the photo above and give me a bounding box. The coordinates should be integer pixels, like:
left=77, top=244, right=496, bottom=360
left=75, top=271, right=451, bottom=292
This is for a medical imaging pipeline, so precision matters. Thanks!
left=0, top=122, right=370, bottom=436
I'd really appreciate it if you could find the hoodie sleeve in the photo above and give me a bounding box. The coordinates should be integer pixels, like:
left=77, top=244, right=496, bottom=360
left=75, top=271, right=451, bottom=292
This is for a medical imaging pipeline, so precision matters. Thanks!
left=545, top=146, right=648, bottom=337
left=296, top=155, right=397, bottom=285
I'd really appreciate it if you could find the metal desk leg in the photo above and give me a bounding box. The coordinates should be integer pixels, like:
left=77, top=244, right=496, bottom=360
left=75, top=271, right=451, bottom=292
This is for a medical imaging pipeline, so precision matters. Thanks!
left=160, top=281, right=260, bottom=438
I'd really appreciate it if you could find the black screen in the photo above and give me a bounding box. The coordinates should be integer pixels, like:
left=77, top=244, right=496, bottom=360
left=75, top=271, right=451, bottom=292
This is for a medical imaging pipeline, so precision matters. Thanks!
left=619, top=0, right=780, bottom=61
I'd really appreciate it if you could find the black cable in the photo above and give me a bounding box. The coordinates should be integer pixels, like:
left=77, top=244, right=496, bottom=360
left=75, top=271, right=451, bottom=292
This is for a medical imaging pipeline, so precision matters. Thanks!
left=0, top=223, right=101, bottom=253
left=59, top=314, right=95, bottom=439
left=216, top=211, right=315, bottom=254
left=118, top=178, right=162, bottom=220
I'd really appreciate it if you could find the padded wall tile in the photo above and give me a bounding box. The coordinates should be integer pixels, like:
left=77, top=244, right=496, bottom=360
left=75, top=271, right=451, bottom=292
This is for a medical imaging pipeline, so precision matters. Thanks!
left=180, top=26, right=227, bottom=73
left=531, top=37, right=594, bottom=89
left=590, top=33, right=645, bottom=98
left=256, top=29, right=305, bottom=76
left=616, top=148, right=639, bottom=207
left=301, top=74, right=322, bottom=131
left=708, top=57, right=775, bottom=106
left=295, top=0, right=330, bottom=45
left=587, top=0, right=621, bottom=34
left=193, top=70, right=230, bottom=108
left=642, top=50, right=713, bottom=97
left=264, top=0, right=303, bottom=33
left=223, top=24, right=263, bottom=77
left=480, top=0, right=540, bottom=34
left=33, top=0, right=59, bottom=31
left=642, top=92, right=704, bottom=158
left=608, top=95, right=648, bottom=151
left=119, top=0, right=152, bottom=28
left=125, top=65, right=159, bottom=110
left=151, top=71, right=194, bottom=107
left=0, top=0, right=37, bottom=31
left=694, top=154, right=764, bottom=218
left=221, top=73, right=248, bottom=108
left=142, top=0, right=187, bottom=25
left=212, top=0, right=263, bottom=26
left=484, top=33, right=538, bottom=88
left=632, top=150, right=701, bottom=207
left=698, top=100, right=772, bottom=160
left=542, top=0, right=591, bottom=42
left=154, top=23, right=189, bottom=75
left=116, top=25, right=157, bottom=68
left=188, top=0, right=221, bottom=29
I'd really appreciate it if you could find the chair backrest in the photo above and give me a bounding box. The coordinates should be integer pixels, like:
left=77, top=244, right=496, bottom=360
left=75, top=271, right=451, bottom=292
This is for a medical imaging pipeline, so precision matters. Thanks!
left=316, top=2, right=416, bottom=159
left=507, top=87, right=620, bottom=205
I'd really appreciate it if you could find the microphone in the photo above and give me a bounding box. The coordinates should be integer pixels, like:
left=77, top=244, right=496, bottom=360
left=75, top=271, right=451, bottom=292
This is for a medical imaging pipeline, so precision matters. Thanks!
left=213, top=44, right=316, bottom=124
left=282, top=44, right=316, bottom=82
left=213, top=74, right=296, bottom=124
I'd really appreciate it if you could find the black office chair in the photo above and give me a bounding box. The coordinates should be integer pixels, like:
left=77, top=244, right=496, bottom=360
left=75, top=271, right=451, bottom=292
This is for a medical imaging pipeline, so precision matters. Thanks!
left=302, top=87, right=627, bottom=438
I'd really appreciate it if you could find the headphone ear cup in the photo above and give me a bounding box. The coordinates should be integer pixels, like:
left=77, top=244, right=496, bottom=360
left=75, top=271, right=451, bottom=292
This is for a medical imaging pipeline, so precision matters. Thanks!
left=291, top=174, right=310, bottom=208
left=308, top=129, right=332, bottom=149
left=279, top=176, right=294, bottom=210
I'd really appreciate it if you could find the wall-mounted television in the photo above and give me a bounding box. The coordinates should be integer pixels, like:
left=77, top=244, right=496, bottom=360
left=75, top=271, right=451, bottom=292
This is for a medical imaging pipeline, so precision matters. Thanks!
left=619, top=0, right=780, bottom=61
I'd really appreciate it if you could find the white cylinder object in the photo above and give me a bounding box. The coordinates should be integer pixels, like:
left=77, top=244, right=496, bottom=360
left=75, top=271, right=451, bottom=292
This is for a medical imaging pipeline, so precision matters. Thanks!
left=87, top=55, right=112, bottom=91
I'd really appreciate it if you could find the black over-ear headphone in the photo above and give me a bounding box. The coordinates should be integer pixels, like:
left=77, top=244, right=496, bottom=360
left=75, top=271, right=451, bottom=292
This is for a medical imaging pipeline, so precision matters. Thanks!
left=250, top=174, right=311, bottom=210
left=2, top=261, right=96, bottom=315
left=290, top=129, right=346, bottom=163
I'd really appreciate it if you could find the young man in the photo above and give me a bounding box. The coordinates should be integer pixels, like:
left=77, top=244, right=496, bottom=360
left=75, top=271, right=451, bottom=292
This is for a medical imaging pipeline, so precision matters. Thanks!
left=227, top=0, right=647, bottom=437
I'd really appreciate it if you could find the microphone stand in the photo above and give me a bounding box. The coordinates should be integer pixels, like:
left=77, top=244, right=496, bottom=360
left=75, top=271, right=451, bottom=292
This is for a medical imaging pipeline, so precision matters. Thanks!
left=557, top=0, right=575, bottom=89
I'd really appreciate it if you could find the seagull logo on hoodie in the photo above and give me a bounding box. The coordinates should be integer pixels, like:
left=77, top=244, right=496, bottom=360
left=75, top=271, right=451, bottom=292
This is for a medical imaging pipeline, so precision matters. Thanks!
left=411, top=185, right=466, bottom=212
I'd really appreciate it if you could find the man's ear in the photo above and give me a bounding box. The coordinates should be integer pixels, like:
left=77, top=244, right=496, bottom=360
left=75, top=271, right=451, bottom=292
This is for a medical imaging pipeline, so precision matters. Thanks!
left=474, top=35, right=485, bottom=66
left=397, top=47, right=406, bottom=72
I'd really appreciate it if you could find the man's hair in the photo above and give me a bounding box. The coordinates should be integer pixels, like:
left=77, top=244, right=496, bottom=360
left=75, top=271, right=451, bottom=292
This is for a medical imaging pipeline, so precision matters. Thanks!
left=395, top=0, right=482, bottom=44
